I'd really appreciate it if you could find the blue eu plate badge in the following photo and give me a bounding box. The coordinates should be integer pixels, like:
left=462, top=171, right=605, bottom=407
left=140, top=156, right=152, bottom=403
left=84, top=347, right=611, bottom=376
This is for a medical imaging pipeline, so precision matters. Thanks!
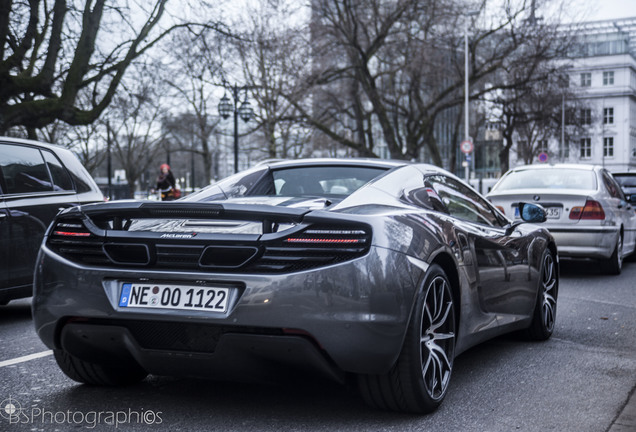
left=119, top=283, right=132, bottom=307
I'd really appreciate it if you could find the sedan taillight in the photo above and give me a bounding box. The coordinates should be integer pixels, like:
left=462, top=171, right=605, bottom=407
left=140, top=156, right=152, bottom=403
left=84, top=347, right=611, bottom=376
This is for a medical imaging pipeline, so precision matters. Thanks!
left=569, top=200, right=605, bottom=220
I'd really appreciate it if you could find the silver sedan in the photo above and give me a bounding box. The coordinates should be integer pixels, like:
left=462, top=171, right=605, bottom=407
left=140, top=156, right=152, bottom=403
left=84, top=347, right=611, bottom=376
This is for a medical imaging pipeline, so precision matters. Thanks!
left=488, top=164, right=636, bottom=274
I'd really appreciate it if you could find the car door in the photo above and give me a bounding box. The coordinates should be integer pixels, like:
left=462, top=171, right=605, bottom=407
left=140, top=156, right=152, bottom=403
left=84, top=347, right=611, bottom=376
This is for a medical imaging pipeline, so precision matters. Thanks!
left=602, top=170, right=636, bottom=255
left=426, top=175, right=537, bottom=318
left=0, top=143, right=78, bottom=289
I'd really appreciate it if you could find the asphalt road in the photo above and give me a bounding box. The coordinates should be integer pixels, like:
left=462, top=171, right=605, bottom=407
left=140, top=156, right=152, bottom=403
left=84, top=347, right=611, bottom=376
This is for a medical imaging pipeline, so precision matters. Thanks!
left=1, top=258, right=635, bottom=432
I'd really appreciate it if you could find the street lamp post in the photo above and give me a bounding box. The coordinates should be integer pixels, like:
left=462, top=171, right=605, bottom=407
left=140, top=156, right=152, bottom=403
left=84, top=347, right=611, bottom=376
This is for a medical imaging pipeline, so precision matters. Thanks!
left=218, top=84, right=254, bottom=173
left=558, top=74, right=568, bottom=162
left=464, top=10, right=479, bottom=182
left=106, top=120, right=112, bottom=200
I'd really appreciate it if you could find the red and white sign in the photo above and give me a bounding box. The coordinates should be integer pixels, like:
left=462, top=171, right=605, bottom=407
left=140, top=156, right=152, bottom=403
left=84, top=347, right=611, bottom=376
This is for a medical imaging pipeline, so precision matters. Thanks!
left=460, top=140, right=473, bottom=154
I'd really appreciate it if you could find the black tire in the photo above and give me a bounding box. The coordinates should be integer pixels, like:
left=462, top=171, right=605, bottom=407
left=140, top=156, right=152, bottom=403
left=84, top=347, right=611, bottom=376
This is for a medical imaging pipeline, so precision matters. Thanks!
left=53, top=349, right=147, bottom=386
left=600, top=234, right=623, bottom=275
left=357, top=264, right=456, bottom=414
left=524, top=249, right=558, bottom=341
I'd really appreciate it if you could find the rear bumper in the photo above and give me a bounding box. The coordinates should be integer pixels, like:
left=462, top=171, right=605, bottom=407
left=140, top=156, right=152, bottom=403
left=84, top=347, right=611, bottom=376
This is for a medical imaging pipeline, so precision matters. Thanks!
left=548, top=227, right=619, bottom=259
left=59, top=322, right=346, bottom=383
left=33, top=243, right=424, bottom=378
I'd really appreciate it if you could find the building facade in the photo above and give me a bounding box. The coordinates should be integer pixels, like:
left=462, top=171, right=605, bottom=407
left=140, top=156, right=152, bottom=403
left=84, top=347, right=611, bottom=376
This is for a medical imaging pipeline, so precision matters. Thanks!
left=510, top=17, right=636, bottom=172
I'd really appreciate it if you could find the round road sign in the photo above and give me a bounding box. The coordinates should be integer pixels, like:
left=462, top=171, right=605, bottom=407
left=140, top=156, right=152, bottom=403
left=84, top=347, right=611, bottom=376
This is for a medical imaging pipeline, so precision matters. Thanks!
left=538, top=152, right=548, bottom=163
left=460, top=140, right=473, bottom=154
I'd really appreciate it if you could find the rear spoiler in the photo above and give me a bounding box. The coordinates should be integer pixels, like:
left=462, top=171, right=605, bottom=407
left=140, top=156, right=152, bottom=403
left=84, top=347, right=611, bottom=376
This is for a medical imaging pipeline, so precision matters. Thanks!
left=54, top=201, right=312, bottom=237
left=62, top=201, right=309, bottom=223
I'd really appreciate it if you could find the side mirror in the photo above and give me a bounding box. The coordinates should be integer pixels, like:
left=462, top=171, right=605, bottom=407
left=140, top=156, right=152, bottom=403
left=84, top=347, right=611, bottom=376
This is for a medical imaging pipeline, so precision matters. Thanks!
left=519, top=202, right=547, bottom=223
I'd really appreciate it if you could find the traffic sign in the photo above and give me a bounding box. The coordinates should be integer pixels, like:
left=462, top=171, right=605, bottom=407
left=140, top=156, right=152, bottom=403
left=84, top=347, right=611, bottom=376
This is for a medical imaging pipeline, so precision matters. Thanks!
left=465, top=155, right=472, bottom=163
left=538, top=152, right=548, bottom=163
left=460, top=140, right=473, bottom=154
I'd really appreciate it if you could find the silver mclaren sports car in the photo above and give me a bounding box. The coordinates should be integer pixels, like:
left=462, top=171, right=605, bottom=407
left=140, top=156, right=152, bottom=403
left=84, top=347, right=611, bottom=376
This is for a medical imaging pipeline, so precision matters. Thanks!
left=33, top=159, right=558, bottom=413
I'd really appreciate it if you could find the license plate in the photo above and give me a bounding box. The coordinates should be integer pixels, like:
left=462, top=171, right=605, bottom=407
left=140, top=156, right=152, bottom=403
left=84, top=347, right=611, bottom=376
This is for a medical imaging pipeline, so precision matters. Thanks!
left=119, top=283, right=230, bottom=313
left=544, top=207, right=561, bottom=219
left=514, top=206, right=561, bottom=219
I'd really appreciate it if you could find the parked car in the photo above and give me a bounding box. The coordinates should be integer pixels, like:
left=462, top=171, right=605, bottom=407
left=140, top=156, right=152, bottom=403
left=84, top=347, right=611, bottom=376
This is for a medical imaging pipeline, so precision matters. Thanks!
left=488, top=164, right=636, bottom=274
left=612, top=172, right=636, bottom=207
left=0, top=137, right=103, bottom=304
left=33, top=159, right=557, bottom=414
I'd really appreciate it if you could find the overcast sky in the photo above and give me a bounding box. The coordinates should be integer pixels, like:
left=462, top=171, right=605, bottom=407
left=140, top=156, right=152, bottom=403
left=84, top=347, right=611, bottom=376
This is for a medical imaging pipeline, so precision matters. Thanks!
left=572, top=0, right=636, bottom=22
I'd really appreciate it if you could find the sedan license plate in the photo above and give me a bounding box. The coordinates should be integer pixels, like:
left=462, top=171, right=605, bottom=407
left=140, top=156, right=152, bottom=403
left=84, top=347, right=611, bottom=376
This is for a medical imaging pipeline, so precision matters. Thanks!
left=544, top=206, right=561, bottom=219
left=514, top=206, right=561, bottom=219
left=119, top=283, right=230, bottom=313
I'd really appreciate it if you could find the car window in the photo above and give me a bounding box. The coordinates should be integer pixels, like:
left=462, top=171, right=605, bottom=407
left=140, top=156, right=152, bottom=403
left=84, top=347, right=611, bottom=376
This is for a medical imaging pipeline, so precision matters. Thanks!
left=602, top=171, right=624, bottom=199
left=494, top=168, right=597, bottom=191
left=42, top=150, right=74, bottom=191
left=428, top=175, right=501, bottom=227
left=270, top=166, right=386, bottom=196
left=185, top=167, right=268, bottom=201
left=0, top=144, right=54, bottom=194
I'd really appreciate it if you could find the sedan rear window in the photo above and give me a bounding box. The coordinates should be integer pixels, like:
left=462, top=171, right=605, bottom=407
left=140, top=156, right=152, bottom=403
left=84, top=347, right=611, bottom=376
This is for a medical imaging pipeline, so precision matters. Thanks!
left=495, top=168, right=597, bottom=191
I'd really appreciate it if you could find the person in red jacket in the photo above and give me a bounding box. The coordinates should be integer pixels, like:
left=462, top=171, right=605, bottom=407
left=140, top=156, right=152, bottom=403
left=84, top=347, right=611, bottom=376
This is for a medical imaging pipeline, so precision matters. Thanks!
left=156, top=163, right=177, bottom=201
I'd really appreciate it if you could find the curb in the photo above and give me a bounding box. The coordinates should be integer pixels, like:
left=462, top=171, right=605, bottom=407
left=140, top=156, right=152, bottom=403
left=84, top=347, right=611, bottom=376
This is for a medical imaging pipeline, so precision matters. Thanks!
left=608, top=384, right=636, bottom=432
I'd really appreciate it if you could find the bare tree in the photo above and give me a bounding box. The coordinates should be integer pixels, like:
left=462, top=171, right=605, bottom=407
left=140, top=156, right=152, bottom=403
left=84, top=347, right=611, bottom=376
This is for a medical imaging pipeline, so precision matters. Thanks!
left=0, top=0, right=233, bottom=140
left=161, top=27, right=226, bottom=184
left=291, top=0, right=573, bottom=170
left=105, top=64, right=165, bottom=196
left=0, top=1, right=178, bottom=137
left=38, top=119, right=106, bottom=175
left=234, top=0, right=312, bottom=160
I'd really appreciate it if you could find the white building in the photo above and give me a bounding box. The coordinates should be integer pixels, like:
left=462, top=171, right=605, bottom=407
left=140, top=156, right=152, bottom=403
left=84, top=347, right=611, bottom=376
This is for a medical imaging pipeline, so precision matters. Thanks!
left=511, top=17, right=636, bottom=172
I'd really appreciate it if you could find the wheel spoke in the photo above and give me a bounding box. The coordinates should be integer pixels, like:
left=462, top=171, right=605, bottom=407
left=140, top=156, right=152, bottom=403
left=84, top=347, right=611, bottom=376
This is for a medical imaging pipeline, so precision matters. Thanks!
left=430, top=301, right=453, bottom=332
left=430, top=344, right=452, bottom=372
left=543, top=303, right=554, bottom=329
left=544, top=292, right=556, bottom=305
left=422, top=350, right=437, bottom=392
left=544, top=279, right=557, bottom=292
left=543, top=257, right=554, bottom=283
left=432, top=331, right=455, bottom=341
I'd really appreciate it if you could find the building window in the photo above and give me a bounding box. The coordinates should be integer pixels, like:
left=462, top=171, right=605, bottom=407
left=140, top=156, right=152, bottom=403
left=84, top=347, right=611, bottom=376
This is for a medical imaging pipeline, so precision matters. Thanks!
left=603, top=71, right=614, bottom=85
left=580, top=138, right=591, bottom=158
left=604, top=137, right=614, bottom=157
left=537, top=140, right=549, bottom=153
left=603, top=107, right=614, bottom=124
left=580, top=73, right=591, bottom=87
left=580, top=108, right=592, bottom=125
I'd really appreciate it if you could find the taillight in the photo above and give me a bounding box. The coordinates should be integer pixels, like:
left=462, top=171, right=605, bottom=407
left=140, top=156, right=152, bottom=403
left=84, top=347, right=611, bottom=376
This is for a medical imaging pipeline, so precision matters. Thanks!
left=283, top=228, right=369, bottom=246
left=569, top=200, right=605, bottom=220
left=51, top=220, right=92, bottom=237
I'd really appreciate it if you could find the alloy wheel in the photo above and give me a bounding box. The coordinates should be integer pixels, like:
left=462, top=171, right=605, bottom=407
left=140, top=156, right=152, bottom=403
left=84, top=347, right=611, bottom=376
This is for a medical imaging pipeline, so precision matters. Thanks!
left=420, top=276, right=455, bottom=400
left=541, top=252, right=558, bottom=332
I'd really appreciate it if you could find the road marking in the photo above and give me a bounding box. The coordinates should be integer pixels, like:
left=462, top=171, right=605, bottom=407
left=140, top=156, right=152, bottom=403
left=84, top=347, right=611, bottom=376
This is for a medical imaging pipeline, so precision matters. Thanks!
left=0, top=351, right=53, bottom=368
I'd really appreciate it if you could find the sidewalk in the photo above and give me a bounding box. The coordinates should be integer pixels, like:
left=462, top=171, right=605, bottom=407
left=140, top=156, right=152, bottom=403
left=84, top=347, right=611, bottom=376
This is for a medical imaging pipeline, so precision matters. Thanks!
left=608, top=386, right=636, bottom=432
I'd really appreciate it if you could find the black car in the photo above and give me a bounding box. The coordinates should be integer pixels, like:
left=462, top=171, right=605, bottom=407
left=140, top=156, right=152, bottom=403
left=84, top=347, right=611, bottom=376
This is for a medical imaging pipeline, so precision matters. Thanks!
left=33, top=159, right=557, bottom=413
left=612, top=172, right=636, bottom=207
left=0, top=137, right=103, bottom=304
